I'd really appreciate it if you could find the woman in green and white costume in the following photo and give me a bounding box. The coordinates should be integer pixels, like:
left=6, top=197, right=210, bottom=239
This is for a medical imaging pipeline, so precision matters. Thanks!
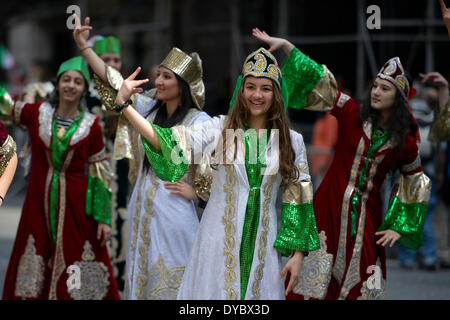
left=111, top=45, right=321, bottom=299
left=73, top=15, right=212, bottom=299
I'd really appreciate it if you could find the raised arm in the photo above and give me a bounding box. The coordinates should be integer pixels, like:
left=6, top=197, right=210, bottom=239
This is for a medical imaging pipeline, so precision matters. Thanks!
left=440, top=0, right=450, bottom=37
left=252, top=28, right=294, bottom=55
left=114, top=67, right=160, bottom=148
left=72, top=14, right=108, bottom=82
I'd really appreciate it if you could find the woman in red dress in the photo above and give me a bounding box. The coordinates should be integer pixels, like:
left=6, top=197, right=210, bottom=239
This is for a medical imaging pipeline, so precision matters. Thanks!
left=254, top=29, right=431, bottom=300
left=1, top=57, right=120, bottom=300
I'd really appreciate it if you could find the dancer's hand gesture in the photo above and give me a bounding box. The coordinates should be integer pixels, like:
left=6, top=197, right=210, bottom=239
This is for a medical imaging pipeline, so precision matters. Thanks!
left=72, top=14, right=92, bottom=50
left=439, top=0, right=450, bottom=37
left=252, top=28, right=294, bottom=55
left=116, top=67, right=149, bottom=105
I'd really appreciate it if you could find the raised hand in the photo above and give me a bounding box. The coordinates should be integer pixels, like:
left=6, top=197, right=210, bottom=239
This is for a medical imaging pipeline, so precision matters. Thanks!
left=439, top=0, right=450, bottom=37
left=419, top=71, right=450, bottom=109
left=73, top=14, right=93, bottom=50
left=252, top=27, right=294, bottom=55
left=116, top=67, right=149, bottom=105
left=419, top=71, right=449, bottom=88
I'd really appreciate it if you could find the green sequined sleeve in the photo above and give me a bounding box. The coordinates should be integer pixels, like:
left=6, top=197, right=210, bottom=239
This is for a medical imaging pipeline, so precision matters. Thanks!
left=141, top=123, right=189, bottom=182
left=379, top=198, right=427, bottom=250
left=282, top=47, right=324, bottom=110
left=378, top=172, right=431, bottom=250
left=274, top=202, right=320, bottom=256
left=86, top=175, right=112, bottom=225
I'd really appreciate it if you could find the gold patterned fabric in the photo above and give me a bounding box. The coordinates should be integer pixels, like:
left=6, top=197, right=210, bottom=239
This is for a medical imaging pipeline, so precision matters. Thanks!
left=68, top=241, right=110, bottom=300
left=429, top=100, right=450, bottom=142
left=0, top=135, right=16, bottom=177
left=293, top=231, right=333, bottom=299
left=304, top=66, right=338, bottom=113
left=14, top=235, right=46, bottom=299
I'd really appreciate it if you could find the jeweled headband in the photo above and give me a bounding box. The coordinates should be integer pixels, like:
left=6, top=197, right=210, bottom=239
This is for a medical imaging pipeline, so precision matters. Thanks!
left=242, top=47, right=281, bottom=88
left=377, top=57, right=411, bottom=101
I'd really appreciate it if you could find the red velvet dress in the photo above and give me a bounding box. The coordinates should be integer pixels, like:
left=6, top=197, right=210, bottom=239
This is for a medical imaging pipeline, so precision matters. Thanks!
left=288, top=92, right=428, bottom=300
left=2, top=101, right=120, bottom=300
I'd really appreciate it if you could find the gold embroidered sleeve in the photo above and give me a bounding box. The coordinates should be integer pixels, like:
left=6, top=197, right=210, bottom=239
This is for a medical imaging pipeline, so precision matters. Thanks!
left=0, top=87, right=14, bottom=123
left=304, top=66, right=339, bottom=113
left=0, top=135, right=17, bottom=177
left=429, top=100, right=450, bottom=142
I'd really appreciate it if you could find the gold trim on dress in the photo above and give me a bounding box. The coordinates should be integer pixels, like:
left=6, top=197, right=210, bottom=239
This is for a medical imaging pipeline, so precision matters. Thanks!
left=294, top=231, right=333, bottom=299
left=136, top=172, right=158, bottom=300
left=338, top=154, right=385, bottom=300
left=0, top=135, right=16, bottom=177
left=282, top=180, right=313, bottom=205
left=250, top=174, right=276, bottom=299
left=223, top=165, right=238, bottom=300
left=147, top=255, right=185, bottom=300
left=305, top=66, right=338, bottom=113
left=38, top=102, right=54, bottom=148
left=49, top=150, right=74, bottom=299
left=68, top=241, right=110, bottom=300
left=332, top=137, right=366, bottom=283
left=15, top=235, right=46, bottom=299
left=395, top=172, right=431, bottom=204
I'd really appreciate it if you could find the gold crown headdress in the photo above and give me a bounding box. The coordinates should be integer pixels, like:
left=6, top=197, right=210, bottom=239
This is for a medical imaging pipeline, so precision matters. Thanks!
left=242, top=47, right=282, bottom=88
left=160, top=47, right=205, bottom=109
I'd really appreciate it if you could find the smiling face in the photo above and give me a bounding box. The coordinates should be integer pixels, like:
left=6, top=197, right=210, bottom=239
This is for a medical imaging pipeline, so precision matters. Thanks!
left=243, top=76, right=274, bottom=120
left=371, top=77, right=397, bottom=112
left=100, top=53, right=122, bottom=71
left=57, top=70, right=86, bottom=105
left=155, top=66, right=182, bottom=105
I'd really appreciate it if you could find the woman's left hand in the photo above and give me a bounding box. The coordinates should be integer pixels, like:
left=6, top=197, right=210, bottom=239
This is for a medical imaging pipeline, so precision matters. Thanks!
left=279, top=251, right=304, bottom=296
left=164, top=181, right=198, bottom=200
left=97, top=222, right=111, bottom=247
left=375, top=229, right=401, bottom=247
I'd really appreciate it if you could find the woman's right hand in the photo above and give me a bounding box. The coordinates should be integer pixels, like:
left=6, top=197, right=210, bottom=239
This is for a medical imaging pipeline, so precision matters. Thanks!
left=73, top=14, right=92, bottom=50
left=252, top=28, right=294, bottom=55
left=116, top=67, right=149, bottom=105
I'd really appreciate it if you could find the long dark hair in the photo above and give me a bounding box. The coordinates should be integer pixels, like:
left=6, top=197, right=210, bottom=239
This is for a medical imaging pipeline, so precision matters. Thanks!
left=142, top=73, right=197, bottom=172
left=359, top=86, right=418, bottom=149
left=213, top=77, right=299, bottom=186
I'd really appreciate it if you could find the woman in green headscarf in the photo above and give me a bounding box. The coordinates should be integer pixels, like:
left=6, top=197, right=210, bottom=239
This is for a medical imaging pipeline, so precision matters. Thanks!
left=1, top=57, right=120, bottom=300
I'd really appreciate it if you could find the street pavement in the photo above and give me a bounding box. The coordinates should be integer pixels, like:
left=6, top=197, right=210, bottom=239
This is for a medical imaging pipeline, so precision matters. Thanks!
left=1, top=194, right=450, bottom=299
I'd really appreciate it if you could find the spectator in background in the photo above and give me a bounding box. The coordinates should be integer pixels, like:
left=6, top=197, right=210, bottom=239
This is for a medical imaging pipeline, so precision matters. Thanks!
left=439, top=0, right=450, bottom=37
left=397, top=82, right=439, bottom=270
left=309, top=113, right=338, bottom=190
left=425, top=70, right=450, bottom=269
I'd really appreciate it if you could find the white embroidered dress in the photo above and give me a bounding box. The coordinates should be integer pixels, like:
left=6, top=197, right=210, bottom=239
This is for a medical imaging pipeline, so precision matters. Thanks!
left=124, top=94, right=211, bottom=300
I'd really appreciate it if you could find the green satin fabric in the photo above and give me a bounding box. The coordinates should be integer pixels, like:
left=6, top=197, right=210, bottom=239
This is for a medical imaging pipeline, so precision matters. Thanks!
left=239, top=125, right=270, bottom=300
left=281, top=47, right=324, bottom=110
left=274, top=202, right=320, bottom=257
left=141, top=123, right=188, bottom=182
left=86, top=175, right=112, bottom=225
left=49, top=109, right=84, bottom=243
left=379, top=197, right=427, bottom=250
